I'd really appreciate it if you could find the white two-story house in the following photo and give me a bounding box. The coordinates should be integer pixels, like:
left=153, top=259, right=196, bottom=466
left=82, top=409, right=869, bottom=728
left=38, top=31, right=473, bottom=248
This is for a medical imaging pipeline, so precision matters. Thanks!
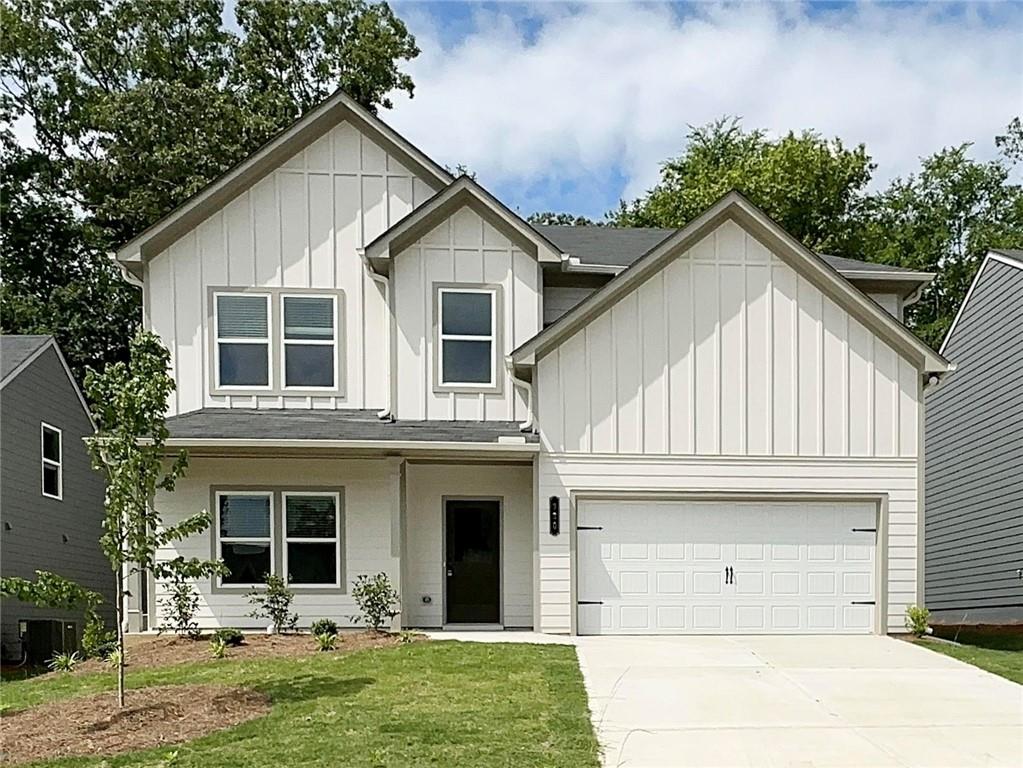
left=116, top=91, right=950, bottom=636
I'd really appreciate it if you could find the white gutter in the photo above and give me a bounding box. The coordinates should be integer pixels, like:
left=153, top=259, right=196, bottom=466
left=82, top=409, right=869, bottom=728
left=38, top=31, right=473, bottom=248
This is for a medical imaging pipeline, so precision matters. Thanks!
left=111, top=252, right=143, bottom=288
left=160, top=437, right=539, bottom=452
left=505, top=358, right=535, bottom=433
left=363, top=254, right=393, bottom=420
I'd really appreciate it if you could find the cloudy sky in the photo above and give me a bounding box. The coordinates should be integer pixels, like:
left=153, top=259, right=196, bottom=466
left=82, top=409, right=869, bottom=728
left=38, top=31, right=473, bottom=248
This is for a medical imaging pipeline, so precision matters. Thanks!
left=385, top=1, right=1022, bottom=219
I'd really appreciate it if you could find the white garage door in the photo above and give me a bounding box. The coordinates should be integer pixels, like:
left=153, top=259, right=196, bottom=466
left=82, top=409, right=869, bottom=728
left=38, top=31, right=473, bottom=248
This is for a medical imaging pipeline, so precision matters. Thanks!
left=577, top=499, right=877, bottom=635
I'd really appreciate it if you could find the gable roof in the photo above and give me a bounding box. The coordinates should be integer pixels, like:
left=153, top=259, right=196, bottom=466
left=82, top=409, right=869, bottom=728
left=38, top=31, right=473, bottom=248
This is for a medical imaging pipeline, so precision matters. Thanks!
left=115, top=89, right=453, bottom=273
left=362, top=176, right=565, bottom=272
left=940, top=249, right=1023, bottom=356
left=511, top=191, right=951, bottom=374
left=0, top=335, right=95, bottom=427
left=537, top=224, right=933, bottom=288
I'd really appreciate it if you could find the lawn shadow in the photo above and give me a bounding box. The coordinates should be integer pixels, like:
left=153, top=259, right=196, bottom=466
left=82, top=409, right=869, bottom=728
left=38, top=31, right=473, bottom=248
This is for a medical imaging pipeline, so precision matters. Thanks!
left=258, top=674, right=375, bottom=704
left=931, top=624, right=1023, bottom=651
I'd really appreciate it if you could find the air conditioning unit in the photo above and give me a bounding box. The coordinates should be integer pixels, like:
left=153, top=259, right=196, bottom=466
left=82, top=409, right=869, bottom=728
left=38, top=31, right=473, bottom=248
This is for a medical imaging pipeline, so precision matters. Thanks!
left=21, top=619, right=79, bottom=664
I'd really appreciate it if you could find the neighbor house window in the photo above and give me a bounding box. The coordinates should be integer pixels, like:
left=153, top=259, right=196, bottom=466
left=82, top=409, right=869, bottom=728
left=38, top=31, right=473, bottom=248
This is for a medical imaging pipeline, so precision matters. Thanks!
left=438, top=288, right=497, bottom=386
left=214, top=292, right=271, bottom=388
left=281, top=295, right=337, bottom=389
left=217, top=492, right=273, bottom=586
left=40, top=423, right=62, bottom=500
left=283, top=493, right=341, bottom=586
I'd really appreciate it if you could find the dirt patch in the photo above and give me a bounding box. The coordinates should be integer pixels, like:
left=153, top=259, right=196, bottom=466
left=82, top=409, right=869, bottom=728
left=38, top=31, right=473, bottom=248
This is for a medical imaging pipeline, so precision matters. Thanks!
left=0, top=684, right=269, bottom=765
left=75, top=630, right=410, bottom=674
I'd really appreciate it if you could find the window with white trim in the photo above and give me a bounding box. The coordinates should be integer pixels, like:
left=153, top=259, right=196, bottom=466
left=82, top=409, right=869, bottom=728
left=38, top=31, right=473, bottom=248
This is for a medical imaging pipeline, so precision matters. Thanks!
left=41, top=423, right=62, bottom=500
left=438, top=288, right=497, bottom=386
left=281, top=295, right=337, bottom=389
left=283, top=492, right=341, bottom=586
left=217, top=492, right=273, bottom=586
left=214, top=293, right=271, bottom=388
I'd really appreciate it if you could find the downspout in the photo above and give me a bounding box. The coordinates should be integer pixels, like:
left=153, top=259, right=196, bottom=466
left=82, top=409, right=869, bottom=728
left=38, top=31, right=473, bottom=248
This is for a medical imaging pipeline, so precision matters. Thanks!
left=505, top=359, right=535, bottom=433
left=363, top=255, right=394, bottom=421
left=110, top=254, right=144, bottom=288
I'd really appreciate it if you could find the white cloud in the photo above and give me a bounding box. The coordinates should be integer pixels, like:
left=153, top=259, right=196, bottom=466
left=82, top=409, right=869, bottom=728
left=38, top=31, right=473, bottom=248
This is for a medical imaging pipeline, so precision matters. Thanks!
left=387, top=2, right=1023, bottom=214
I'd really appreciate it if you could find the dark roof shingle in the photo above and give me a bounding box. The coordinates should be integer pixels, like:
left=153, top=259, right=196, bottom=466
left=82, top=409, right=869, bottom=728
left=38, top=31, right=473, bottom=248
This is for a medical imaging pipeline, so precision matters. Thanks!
left=165, top=408, right=537, bottom=443
left=1, top=335, right=52, bottom=380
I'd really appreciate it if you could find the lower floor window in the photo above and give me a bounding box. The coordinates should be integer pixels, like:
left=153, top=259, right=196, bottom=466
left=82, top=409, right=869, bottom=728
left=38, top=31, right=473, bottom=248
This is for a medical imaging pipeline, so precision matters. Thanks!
left=217, top=492, right=273, bottom=585
left=215, top=489, right=342, bottom=589
left=284, top=492, right=341, bottom=586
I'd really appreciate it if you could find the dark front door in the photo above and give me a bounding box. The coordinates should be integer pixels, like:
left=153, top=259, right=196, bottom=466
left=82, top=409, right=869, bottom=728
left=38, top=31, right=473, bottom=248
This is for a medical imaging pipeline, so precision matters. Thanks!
left=445, top=499, right=500, bottom=624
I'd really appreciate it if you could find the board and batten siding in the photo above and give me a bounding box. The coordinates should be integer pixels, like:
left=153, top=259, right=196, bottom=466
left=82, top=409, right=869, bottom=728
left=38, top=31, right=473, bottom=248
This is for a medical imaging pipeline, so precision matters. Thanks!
left=152, top=457, right=401, bottom=629
left=536, top=221, right=920, bottom=458
left=145, top=121, right=440, bottom=416
left=925, top=257, right=1023, bottom=621
left=393, top=207, right=540, bottom=421
left=533, top=221, right=924, bottom=634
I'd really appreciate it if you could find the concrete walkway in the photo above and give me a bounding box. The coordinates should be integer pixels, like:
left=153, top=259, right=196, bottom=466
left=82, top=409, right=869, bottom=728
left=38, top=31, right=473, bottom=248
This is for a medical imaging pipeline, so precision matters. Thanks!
left=574, top=635, right=1023, bottom=768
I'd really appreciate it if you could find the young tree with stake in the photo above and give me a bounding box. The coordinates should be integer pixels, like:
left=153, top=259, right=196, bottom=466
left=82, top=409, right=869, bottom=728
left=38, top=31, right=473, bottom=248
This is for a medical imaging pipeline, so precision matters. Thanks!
left=85, top=331, right=224, bottom=707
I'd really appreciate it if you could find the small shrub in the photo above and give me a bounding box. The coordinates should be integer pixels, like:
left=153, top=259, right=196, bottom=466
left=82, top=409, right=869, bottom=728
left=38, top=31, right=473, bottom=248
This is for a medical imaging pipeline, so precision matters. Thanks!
left=314, top=632, right=338, bottom=652
left=350, top=572, right=400, bottom=632
left=212, top=627, right=245, bottom=646
left=247, top=574, right=297, bottom=633
left=104, top=648, right=122, bottom=669
left=209, top=636, right=227, bottom=659
left=399, top=630, right=415, bottom=645
left=82, top=611, right=117, bottom=659
left=310, top=618, right=338, bottom=637
left=905, top=605, right=931, bottom=637
left=48, top=651, right=80, bottom=673
left=159, top=572, right=202, bottom=639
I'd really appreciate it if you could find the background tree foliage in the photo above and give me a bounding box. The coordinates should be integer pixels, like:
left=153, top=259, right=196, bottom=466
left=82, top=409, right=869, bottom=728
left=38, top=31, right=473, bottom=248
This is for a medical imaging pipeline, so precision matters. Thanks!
left=0, top=0, right=418, bottom=380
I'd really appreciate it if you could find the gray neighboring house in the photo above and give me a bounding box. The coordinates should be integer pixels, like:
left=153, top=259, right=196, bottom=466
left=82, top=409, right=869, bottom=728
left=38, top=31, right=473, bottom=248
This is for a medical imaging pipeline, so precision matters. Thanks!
left=925, top=250, right=1023, bottom=625
left=0, top=335, right=113, bottom=660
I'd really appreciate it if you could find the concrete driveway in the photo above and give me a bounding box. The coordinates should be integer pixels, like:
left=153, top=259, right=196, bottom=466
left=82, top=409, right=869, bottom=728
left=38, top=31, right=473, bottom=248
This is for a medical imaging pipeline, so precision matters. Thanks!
left=575, top=635, right=1023, bottom=768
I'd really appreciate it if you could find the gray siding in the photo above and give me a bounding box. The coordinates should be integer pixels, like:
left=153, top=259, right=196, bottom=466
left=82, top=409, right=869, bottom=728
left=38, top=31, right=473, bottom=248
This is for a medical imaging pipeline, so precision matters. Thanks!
left=0, top=347, right=113, bottom=658
left=925, top=259, right=1023, bottom=621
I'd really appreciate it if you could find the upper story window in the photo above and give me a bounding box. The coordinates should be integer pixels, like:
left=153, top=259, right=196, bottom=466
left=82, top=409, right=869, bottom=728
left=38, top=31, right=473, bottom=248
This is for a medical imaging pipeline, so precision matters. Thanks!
left=40, top=422, right=62, bottom=500
left=282, top=295, right=337, bottom=389
left=214, top=293, right=271, bottom=389
left=437, top=287, right=498, bottom=389
left=209, top=288, right=344, bottom=396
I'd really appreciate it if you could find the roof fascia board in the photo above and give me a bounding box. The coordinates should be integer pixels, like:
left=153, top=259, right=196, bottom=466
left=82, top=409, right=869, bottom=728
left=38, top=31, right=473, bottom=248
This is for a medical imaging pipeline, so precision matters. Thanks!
left=363, top=178, right=563, bottom=273
left=0, top=339, right=96, bottom=429
left=939, top=250, right=1023, bottom=355
left=159, top=437, right=539, bottom=453
left=513, top=192, right=950, bottom=372
left=116, top=91, right=452, bottom=264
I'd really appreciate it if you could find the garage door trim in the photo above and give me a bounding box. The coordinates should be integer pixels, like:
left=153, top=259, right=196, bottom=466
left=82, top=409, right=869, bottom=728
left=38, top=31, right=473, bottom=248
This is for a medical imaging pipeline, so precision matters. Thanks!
left=568, top=490, right=889, bottom=636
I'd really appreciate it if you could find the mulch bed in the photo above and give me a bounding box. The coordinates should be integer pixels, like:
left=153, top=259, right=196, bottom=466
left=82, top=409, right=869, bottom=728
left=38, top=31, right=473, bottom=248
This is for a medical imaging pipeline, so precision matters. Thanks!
left=74, top=630, right=407, bottom=673
left=0, top=684, right=270, bottom=765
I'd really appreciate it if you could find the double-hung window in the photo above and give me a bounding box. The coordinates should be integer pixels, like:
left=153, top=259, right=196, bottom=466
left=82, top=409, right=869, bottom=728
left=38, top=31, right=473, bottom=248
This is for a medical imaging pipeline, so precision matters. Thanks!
left=283, top=493, right=341, bottom=587
left=214, top=293, right=271, bottom=388
left=40, top=423, right=62, bottom=500
left=438, top=288, right=497, bottom=388
left=282, top=295, right=337, bottom=389
left=217, top=492, right=273, bottom=586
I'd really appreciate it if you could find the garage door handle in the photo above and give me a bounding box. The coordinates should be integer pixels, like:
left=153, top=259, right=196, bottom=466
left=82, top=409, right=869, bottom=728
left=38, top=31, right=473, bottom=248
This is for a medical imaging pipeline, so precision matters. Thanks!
left=578, top=600, right=603, bottom=605
left=852, top=527, right=877, bottom=533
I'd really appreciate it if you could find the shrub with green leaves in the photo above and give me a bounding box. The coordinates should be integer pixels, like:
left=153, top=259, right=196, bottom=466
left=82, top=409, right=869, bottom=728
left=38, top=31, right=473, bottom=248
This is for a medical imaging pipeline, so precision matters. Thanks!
left=82, top=611, right=117, bottom=659
left=212, top=627, right=244, bottom=646
left=350, top=572, right=400, bottom=632
left=314, top=632, right=338, bottom=652
left=399, top=630, right=415, bottom=645
left=159, top=571, right=202, bottom=639
left=310, top=618, right=338, bottom=637
left=48, top=651, right=81, bottom=673
left=905, top=605, right=931, bottom=637
left=247, top=574, right=297, bottom=633
left=104, top=649, right=122, bottom=669
left=209, top=636, right=228, bottom=659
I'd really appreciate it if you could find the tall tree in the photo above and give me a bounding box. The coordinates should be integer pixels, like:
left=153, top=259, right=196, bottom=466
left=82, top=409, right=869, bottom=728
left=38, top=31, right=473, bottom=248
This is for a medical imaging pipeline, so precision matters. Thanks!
left=854, top=121, right=1023, bottom=348
left=527, top=211, right=602, bottom=227
left=0, top=0, right=418, bottom=378
left=611, top=117, right=874, bottom=256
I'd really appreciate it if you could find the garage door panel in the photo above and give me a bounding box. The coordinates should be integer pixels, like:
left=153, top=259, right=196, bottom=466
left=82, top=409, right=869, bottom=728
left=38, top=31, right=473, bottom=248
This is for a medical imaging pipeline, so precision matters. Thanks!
left=577, top=500, right=877, bottom=635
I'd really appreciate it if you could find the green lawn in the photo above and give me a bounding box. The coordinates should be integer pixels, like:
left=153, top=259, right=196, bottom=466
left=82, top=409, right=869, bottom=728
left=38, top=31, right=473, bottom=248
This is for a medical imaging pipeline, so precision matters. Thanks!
left=916, top=627, right=1023, bottom=685
left=0, top=641, right=601, bottom=767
